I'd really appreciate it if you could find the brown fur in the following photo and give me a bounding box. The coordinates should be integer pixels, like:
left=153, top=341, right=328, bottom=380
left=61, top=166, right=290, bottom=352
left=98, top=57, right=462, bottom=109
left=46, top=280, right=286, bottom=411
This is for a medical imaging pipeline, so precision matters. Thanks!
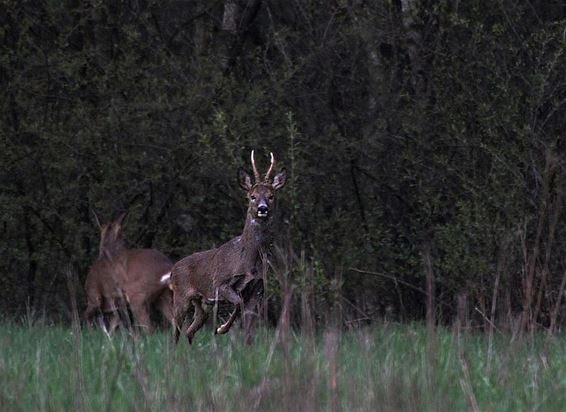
left=170, top=152, right=287, bottom=344
left=84, top=214, right=174, bottom=333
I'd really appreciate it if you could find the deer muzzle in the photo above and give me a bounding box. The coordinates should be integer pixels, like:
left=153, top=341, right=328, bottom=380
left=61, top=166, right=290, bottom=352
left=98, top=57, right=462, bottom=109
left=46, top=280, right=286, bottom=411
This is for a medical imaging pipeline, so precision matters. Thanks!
left=257, top=204, right=269, bottom=218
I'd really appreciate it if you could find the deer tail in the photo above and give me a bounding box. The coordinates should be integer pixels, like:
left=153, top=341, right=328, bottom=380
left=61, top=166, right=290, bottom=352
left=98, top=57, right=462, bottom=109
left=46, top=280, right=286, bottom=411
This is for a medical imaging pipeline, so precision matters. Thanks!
left=160, top=272, right=171, bottom=285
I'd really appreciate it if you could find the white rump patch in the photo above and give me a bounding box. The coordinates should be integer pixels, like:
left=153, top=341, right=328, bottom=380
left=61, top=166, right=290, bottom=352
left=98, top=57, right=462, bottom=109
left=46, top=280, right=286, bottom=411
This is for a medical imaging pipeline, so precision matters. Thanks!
left=160, top=272, right=171, bottom=284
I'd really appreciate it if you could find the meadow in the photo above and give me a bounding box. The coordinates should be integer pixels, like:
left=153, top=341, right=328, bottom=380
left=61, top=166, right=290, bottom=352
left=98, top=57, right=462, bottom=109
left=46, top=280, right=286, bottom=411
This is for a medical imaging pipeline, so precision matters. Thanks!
left=1, top=320, right=566, bottom=412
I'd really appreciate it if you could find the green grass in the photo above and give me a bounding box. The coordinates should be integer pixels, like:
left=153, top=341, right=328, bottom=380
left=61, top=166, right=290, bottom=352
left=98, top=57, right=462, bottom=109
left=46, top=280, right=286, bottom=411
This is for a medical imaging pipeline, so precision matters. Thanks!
left=1, top=321, right=566, bottom=411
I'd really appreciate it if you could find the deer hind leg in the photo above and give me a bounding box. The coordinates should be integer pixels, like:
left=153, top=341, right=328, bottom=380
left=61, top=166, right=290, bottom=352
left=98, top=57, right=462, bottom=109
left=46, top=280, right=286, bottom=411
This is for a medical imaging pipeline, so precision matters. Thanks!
left=84, top=298, right=103, bottom=327
left=107, top=312, right=121, bottom=334
left=84, top=304, right=110, bottom=335
left=156, top=289, right=174, bottom=327
left=130, top=298, right=153, bottom=334
left=114, top=302, right=133, bottom=331
left=84, top=309, right=97, bottom=330
left=95, top=312, right=108, bottom=335
left=185, top=299, right=208, bottom=344
left=173, top=292, right=192, bottom=344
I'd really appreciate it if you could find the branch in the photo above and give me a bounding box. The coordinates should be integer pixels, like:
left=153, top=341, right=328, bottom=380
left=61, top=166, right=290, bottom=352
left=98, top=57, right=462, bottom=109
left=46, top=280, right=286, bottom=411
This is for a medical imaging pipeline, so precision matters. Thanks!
left=348, top=267, right=454, bottom=310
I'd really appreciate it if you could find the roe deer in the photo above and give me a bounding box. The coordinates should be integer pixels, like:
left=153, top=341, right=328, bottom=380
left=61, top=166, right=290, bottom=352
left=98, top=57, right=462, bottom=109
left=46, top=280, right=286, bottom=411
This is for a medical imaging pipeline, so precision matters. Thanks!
left=84, top=217, right=128, bottom=333
left=169, top=151, right=287, bottom=344
left=84, top=213, right=174, bottom=333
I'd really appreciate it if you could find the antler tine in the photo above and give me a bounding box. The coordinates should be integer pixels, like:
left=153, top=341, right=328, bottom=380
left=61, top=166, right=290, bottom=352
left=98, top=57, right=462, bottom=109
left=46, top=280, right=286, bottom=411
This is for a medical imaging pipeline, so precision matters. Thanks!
left=264, top=152, right=275, bottom=182
left=251, top=150, right=260, bottom=183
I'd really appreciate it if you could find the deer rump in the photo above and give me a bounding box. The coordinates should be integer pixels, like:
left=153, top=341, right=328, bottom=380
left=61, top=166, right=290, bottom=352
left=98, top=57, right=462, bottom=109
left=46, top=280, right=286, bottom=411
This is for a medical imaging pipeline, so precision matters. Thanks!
left=120, top=249, right=174, bottom=306
left=85, top=249, right=173, bottom=332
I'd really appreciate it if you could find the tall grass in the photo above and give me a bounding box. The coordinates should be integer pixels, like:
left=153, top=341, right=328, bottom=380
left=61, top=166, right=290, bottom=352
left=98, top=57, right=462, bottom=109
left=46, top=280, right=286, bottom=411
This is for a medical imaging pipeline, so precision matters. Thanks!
left=2, top=321, right=566, bottom=411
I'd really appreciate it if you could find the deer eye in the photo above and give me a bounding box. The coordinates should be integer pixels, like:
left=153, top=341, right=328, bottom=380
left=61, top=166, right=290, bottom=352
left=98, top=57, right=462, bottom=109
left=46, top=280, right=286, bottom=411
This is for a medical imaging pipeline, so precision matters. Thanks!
left=250, top=195, right=256, bottom=201
left=268, top=195, right=274, bottom=201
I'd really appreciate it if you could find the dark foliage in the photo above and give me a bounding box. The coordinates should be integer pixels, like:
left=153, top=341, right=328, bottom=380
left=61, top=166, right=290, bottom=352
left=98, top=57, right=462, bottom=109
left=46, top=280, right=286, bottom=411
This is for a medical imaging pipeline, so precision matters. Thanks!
left=2, top=0, right=566, bottom=331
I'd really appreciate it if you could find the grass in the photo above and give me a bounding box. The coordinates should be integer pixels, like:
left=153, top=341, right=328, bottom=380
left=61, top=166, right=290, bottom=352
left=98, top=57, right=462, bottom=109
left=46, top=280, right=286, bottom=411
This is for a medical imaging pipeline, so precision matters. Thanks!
left=1, top=320, right=566, bottom=411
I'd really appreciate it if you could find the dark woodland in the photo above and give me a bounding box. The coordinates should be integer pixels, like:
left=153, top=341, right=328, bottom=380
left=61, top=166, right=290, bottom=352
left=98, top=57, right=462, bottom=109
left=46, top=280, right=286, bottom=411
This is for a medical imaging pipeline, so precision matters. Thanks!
left=2, top=0, right=566, bottom=333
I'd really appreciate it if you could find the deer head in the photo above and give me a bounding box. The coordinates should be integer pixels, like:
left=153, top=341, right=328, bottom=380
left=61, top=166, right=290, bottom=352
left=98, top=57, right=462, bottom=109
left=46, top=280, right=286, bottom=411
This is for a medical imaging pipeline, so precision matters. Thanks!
left=95, top=212, right=127, bottom=259
left=238, top=150, right=287, bottom=221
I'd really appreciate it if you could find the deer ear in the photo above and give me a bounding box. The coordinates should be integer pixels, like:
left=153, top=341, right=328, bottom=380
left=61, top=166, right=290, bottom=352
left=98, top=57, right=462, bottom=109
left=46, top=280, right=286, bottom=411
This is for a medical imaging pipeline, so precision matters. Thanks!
left=112, top=212, right=127, bottom=235
left=100, top=224, right=111, bottom=240
left=114, top=211, right=128, bottom=226
left=272, top=168, right=287, bottom=190
left=238, top=168, right=253, bottom=191
left=92, top=209, right=102, bottom=230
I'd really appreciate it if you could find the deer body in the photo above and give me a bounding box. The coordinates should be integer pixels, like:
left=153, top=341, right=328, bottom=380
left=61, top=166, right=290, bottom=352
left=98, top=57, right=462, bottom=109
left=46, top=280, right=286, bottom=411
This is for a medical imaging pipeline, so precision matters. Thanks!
left=170, top=151, right=287, bottom=344
left=84, top=214, right=174, bottom=333
left=174, top=220, right=270, bottom=300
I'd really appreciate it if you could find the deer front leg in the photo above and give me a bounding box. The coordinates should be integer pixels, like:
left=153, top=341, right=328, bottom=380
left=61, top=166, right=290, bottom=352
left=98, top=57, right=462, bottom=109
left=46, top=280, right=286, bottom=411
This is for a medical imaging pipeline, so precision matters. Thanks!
left=216, top=281, right=263, bottom=338
left=215, top=286, right=244, bottom=335
left=216, top=272, right=256, bottom=335
left=215, top=307, right=239, bottom=335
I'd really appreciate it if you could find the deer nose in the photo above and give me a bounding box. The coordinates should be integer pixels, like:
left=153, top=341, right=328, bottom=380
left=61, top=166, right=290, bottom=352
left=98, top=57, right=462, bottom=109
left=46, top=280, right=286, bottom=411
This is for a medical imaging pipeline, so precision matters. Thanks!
left=257, top=204, right=269, bottom=217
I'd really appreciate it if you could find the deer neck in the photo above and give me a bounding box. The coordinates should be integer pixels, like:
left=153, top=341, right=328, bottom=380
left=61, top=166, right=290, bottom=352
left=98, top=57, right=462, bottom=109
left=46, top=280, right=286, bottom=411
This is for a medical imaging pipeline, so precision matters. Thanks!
left=241, top=211, right=273, bottom=258
left=100, top=238, right=127, bottom=261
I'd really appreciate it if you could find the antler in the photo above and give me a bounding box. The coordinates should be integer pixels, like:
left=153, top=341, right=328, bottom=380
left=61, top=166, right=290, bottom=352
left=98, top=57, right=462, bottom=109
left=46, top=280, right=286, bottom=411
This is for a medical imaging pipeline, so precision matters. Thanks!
left=251, top=150, right=260, bottom=183
left=264, top=152, right=275, bottom=183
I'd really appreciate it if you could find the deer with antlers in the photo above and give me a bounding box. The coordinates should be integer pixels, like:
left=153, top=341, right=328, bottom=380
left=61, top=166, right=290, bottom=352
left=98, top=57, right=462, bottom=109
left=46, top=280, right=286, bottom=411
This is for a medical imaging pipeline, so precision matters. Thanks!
left=168, top=151, right=287, bottom=344
left=84, top=213, right=174, bottom=333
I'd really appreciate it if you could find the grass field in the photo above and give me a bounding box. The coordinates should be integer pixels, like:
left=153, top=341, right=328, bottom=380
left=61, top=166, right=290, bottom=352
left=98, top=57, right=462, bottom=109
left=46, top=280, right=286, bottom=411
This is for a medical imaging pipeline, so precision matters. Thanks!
left=1, top=320, right=566, bottom=411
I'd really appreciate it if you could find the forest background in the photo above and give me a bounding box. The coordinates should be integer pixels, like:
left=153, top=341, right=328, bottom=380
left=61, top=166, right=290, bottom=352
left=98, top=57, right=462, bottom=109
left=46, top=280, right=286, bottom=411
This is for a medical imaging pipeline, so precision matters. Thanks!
left=2, top=0, right=566, bottom=333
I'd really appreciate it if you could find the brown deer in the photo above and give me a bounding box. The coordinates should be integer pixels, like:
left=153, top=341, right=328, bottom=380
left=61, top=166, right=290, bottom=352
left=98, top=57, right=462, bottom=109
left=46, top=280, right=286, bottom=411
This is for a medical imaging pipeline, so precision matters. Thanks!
left=84, top=217, right=128, bottom=333
left=169, top=151, right=287, bottom=344
left=84, top=213, right=174, bottom=333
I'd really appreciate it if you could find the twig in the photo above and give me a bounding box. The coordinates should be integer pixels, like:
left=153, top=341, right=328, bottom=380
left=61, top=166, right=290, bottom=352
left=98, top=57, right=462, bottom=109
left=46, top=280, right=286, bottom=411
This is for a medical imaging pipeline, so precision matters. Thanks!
left=348, top=267, right=454, bottom=310
left=474, top=306, right=501, bottom=334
